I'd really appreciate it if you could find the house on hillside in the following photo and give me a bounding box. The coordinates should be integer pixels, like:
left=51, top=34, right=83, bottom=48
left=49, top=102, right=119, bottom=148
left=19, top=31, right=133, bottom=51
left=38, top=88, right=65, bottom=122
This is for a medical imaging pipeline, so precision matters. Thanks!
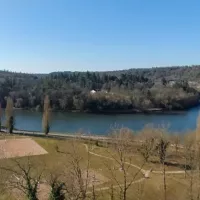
left=168, top=80, right=176, bottom=86
left=90, top=90, right=96, bottom=94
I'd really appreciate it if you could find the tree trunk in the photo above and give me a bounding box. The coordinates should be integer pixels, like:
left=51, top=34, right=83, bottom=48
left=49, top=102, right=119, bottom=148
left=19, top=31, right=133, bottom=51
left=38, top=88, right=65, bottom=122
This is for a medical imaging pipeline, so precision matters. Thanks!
left=163, top=162, right=167, bottom=200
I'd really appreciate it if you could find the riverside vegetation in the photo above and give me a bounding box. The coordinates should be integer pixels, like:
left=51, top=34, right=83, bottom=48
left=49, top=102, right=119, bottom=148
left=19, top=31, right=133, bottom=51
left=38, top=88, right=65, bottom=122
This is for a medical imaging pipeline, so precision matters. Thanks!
left=0, top=65, right=200, bottom=113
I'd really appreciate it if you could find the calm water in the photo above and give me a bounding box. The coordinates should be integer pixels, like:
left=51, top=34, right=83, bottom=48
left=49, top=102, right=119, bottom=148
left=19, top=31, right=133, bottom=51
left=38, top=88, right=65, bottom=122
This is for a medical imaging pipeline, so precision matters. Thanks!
left=2, top=107, right=200, bottom=135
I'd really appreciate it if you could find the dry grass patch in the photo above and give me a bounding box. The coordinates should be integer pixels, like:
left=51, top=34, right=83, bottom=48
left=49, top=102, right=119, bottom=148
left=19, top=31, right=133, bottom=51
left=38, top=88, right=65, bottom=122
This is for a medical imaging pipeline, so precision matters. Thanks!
left=91, top=144, right=186, bottom=172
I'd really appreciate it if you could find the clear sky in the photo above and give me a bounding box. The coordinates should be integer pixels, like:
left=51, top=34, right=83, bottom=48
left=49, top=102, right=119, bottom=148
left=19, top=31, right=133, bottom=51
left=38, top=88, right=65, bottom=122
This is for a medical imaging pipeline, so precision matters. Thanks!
left=0, top=0, right=200, bottom=73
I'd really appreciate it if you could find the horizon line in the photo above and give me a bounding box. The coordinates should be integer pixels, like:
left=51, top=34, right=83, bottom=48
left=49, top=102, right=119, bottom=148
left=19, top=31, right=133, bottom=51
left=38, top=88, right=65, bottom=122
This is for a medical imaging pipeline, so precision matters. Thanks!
left=1, top=64, right=200, bottom=75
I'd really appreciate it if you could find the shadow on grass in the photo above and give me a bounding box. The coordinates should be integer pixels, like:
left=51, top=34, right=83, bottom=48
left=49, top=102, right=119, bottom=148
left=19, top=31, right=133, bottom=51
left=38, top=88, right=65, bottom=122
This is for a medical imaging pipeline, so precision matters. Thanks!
left=150, top=160, right=191, bottom=170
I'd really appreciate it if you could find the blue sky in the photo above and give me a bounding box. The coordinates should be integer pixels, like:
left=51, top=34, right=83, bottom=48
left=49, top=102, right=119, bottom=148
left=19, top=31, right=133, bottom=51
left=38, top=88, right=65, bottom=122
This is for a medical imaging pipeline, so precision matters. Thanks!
left=0, top=0, right=200, bottom=73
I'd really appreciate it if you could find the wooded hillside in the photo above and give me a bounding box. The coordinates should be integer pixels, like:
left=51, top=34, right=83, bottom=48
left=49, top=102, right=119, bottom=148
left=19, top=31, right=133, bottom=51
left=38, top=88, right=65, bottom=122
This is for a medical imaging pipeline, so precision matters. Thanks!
left=0, top=65, right=200, bottom=112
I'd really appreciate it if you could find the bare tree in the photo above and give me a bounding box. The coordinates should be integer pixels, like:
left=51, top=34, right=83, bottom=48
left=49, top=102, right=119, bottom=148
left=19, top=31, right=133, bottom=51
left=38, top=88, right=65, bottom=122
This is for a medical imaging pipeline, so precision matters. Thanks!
left=171, top=134, right=181, bottom=155
left=195, top=115, right=200, bottom=200
left=196, top=114, right=200, bottom=168
left=5, top=97, right=14, bottom=133
left=183, top=115, right=200, bottom=200
left=137, top=126, right=163, bottom=163
left=184, top=134, right=196, bottom=200
left=136, top=181, right=145, bottom=200
left=109, top=184, right=115, bottom=200
left=0, top=157, right=43, bottom=200
left=91, top=182, right=97, bottom=200
left=42, top=95, right=50, bottom=135
left=155, top=132, right=170, bottom=200
left=182, top=114, right=200, bottom=200
left=195, top=142, right=200, bottom=200
left=138, top=137, right=156, bottom=162
left=0, top=102, right=2, bottom=132
left=156, top=134, right=170, bottom=165
left=196, top=113, right=200, bottom=144
left=56, top=139, right=92, bottom=200
left=105, top=128, right=144, bottom=200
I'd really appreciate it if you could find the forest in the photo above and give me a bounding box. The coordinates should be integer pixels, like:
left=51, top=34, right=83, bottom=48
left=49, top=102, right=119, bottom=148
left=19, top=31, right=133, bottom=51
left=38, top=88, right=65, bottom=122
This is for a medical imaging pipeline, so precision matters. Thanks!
left=0, top=65, right=200, bottom=113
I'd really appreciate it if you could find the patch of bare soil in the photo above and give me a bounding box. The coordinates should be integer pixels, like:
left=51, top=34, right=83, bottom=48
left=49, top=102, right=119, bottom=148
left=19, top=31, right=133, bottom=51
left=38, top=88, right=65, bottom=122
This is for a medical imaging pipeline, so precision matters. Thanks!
left=0, top=138, right=48, bottom=159
left=38, top=183, right=51, bottom=200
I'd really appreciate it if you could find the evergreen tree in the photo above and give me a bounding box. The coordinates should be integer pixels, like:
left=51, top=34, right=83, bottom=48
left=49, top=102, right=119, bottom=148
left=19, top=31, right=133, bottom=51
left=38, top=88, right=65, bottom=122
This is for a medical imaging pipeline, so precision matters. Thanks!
left=42, top=95, right=50, bottom=135
left=5, top=97, right=14, bottom=133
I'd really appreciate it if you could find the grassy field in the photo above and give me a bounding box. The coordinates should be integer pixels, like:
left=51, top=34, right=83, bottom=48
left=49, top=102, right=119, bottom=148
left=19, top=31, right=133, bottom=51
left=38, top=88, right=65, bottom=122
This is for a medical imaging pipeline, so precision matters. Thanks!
left=0, top=134, right=197, bottom=200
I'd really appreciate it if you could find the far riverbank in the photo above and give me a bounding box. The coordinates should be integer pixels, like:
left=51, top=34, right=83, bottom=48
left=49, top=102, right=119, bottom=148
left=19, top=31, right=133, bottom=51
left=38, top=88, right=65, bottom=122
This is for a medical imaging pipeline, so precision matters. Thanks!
left=14, top=107, right=189, bottom=115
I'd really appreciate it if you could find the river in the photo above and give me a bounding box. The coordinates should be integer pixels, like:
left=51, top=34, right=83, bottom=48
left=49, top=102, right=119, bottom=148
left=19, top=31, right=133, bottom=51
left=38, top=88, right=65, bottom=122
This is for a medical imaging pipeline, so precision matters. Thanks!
left=2, top=107, right=200, bottom=135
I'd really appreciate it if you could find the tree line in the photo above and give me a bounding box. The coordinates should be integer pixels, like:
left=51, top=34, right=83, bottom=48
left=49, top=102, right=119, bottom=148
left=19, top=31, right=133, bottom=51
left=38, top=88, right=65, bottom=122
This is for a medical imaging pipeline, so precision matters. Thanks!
left=0, top=68, right=199, bottom=113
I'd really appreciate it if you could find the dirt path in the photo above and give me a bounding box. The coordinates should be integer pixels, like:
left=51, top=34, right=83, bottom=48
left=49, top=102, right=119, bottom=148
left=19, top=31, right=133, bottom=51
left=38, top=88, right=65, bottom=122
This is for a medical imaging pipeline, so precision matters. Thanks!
left=83, top=144, right=186, bottom=179
left=83, top=143, right=187, bottom=195
left=86, top=177, right=145, bottom=195
left=152, top=170, right=185, bottom=174
left=83, top=144, right=147, bottom=193
left=84, top=144, right=146, bottom=175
